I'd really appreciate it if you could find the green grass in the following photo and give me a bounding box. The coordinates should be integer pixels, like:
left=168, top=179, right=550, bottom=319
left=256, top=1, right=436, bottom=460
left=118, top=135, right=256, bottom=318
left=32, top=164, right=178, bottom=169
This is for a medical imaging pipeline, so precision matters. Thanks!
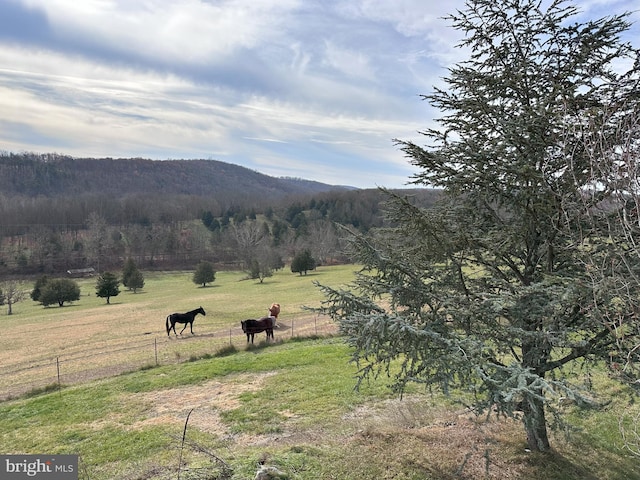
left=0, top=265, right=357, bottom=397
left=0, top=337, right=392, bottom=479
left=1, top=266, right=640, bottom=479
left=3, top=266, right=358, bottom=327
left=2, top=336, right=639, bottom=479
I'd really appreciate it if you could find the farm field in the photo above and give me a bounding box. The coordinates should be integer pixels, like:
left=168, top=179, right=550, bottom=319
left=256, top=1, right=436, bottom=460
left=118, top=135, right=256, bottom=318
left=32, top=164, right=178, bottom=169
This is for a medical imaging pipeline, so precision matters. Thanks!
left=1, top=265, right=639, bottom=479
left=0, top=266, right=353, bottom=399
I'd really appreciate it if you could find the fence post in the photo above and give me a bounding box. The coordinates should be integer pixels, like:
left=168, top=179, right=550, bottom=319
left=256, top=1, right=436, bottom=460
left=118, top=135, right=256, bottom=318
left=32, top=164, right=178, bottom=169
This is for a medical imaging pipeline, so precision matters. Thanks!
left=56, top=357, right=61, bottom=390
left=154, top=338, right=158, bottom=366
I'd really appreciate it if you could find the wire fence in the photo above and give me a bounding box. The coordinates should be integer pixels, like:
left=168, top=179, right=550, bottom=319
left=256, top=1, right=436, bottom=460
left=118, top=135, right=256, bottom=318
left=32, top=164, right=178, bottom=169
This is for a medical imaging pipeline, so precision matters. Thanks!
left=0, top=315, right=338, bottom=401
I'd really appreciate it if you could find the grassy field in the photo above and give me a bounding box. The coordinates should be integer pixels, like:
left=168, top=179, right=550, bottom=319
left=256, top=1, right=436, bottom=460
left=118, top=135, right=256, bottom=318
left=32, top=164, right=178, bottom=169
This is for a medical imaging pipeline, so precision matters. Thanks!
left=0, top=267, right=352, bottom=398
left=1, top=265, right=639, bottom=479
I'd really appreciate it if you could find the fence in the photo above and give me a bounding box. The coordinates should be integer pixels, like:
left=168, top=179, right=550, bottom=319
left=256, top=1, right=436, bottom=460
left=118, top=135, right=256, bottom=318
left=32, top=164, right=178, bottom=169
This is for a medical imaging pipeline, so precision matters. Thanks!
left=0, top=315, right=338, bottom=401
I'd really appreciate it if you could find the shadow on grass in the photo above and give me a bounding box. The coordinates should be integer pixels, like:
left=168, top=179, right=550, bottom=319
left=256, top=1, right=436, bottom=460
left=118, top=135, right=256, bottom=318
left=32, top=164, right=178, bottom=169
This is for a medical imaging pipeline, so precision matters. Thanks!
left=522, top=450, right=603, bottom=480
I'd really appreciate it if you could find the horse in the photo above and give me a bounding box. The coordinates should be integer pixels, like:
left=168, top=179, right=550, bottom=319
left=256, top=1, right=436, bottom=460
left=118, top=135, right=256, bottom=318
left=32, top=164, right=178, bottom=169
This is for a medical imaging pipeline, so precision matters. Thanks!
left=166, top=306, right=206, bottom=336
left=268, top=303, right=280, bottom=319
left=268, top=303, right=280, bottom=327
left=241, top=316, right=275, bottom=344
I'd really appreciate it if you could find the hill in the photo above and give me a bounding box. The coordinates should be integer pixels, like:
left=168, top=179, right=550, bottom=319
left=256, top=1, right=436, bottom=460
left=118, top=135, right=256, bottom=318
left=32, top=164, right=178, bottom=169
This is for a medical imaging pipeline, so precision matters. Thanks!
left=0, top=152, right=439, bottom=275
left=0, top=152, right=349, bottom=198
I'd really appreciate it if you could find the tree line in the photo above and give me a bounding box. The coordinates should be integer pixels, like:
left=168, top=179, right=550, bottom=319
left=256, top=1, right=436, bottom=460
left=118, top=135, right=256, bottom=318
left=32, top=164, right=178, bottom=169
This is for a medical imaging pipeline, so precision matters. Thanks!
left=0, top=182, right=439, bottom=277
left=1, top=257, right=213, bottom=312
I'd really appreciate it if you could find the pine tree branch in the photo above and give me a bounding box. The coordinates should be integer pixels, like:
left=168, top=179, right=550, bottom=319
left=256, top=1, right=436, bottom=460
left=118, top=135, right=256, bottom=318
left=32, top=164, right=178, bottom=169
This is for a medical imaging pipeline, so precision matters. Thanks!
left=542, top=328, right=613, bottom=373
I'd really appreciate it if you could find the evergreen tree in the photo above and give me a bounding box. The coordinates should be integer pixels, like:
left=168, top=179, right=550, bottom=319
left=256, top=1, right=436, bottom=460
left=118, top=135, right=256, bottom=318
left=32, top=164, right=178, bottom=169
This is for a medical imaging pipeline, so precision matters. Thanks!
left=192, top=261, right=216, bottom=287
left=317, top=0, right=640, bottom=452
left=122, top=258, right=136, bottom=286
left=126, top=269, right=145, bottom=293
left=39, top=278, right=81, bottom=307
left=30, top=275, right=49, bottom=302
left=201, top=210, right=214, bottom=229
left=291, top=249, right=316, bottom=275
left=122, top=258, right=144, bottom=293
left=95, top=272, right=120, bottom=304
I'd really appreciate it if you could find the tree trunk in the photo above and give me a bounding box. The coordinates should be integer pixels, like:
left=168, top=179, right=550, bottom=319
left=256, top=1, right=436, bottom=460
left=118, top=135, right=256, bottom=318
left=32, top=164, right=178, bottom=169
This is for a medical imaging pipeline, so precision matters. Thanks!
left=522, top=334, right=552, bottom=451
left=523, top=393, right=551, bottom=451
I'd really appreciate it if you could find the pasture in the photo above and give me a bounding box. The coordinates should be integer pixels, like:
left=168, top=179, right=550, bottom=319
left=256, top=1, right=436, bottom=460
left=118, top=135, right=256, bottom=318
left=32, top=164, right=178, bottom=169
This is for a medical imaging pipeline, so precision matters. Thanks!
left=1, top=266, right=639, bottom=479
left=0, top=267, right=348, bottom=398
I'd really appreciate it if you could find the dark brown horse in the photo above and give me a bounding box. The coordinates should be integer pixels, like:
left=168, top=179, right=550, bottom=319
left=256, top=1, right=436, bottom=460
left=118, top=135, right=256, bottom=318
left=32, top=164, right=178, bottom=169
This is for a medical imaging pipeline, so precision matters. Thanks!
left=241, top=316, right=275, bottom=344
left=166, top=306, right=206, bottom=336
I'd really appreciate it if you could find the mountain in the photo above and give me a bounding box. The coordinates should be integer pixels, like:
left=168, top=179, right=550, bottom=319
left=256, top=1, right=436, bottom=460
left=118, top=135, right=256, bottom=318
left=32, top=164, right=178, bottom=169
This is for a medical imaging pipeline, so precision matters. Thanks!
left=0, top=153, right=350, bottom=198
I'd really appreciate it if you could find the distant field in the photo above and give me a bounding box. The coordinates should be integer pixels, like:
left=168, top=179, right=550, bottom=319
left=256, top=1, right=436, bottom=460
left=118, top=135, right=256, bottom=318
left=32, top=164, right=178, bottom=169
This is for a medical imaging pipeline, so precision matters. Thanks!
left=0, top=265, right=358, bottom=398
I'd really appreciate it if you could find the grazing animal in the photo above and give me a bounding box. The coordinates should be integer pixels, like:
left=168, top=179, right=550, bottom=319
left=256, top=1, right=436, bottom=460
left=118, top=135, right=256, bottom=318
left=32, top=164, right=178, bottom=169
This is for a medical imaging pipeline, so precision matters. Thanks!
left=268, top=303, right=280, bottom=319
left=268, top=302, right=280, bottom=327
left=241, top=316, right=275, bottom=344
left=166, top=306, right=206, bottom=336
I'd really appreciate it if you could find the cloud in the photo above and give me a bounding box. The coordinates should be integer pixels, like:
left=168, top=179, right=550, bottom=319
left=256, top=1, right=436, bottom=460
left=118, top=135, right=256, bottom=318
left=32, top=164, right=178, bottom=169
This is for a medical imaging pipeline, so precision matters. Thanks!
left=0, top=0, right=637, bottom=188
left=322, top=41, right=376, bottom=80
left=16, top=0, right=299, bottom=62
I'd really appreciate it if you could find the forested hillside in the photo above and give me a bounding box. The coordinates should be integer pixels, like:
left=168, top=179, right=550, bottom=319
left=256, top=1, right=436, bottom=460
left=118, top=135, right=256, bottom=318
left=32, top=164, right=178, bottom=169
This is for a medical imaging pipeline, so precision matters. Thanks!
left=0, top=152, right=440, bottom=277
left=0, top=152, right=340, bottom=197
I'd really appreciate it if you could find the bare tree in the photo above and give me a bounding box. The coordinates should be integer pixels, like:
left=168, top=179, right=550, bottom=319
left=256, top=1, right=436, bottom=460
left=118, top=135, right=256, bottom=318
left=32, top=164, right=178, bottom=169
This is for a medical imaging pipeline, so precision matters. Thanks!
left=568, top=83, right=640, bottom=455
left=1, top=280, right=27, bottom=315
left=232, top=220, right=269, bottom=269
left=85, top=212, right=108, bottom=271
left=307, top=220, right=341, bottom=265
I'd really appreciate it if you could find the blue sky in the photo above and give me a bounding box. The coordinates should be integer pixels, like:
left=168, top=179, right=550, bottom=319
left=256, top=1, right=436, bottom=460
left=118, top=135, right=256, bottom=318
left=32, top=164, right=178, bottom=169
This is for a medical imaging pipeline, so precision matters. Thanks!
left=0, top=1, right=638, bottom=188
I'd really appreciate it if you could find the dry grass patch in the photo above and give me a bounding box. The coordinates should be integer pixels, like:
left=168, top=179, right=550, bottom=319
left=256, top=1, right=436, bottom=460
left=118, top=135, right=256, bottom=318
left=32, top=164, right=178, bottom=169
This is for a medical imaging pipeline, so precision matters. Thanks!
left=343, top=396, right=532, bottom=479
left=127, top=372, right=278, bottom=439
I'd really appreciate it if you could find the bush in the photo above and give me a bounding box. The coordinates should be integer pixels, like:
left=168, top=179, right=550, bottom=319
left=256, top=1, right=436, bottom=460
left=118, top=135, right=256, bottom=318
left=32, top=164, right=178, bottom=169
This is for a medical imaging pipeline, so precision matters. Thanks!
left=38, top=278, right=81, bottom=307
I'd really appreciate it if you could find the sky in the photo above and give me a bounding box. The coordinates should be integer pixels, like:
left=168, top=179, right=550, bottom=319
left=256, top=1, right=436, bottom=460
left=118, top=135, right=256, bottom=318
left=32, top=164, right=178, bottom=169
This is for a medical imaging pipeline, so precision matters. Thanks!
left=0, top=1, right=638, bottom=189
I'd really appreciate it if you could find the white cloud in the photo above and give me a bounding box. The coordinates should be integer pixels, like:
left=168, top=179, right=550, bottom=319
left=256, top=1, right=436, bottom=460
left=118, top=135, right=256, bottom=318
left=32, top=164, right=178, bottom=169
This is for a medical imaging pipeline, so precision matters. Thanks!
left=0, top=0, right=637, bottom=188
left=20, top=0, right=301, bottom=63
left=336, top=0, right=459, bottom=44
left=322, top=40, right=375, bottom=80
